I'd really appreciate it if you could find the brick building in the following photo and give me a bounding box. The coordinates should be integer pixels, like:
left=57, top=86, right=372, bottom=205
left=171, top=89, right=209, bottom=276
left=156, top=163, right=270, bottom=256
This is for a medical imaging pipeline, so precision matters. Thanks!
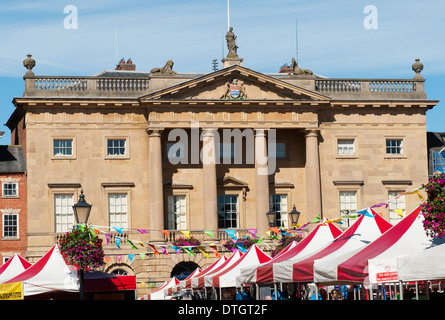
left=0, top=132, right=27, bottom=265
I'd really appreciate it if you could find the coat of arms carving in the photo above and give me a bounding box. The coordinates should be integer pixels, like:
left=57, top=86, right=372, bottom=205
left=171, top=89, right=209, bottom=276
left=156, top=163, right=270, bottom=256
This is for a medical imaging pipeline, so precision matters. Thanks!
left=221, top=79, right=247, bottom=99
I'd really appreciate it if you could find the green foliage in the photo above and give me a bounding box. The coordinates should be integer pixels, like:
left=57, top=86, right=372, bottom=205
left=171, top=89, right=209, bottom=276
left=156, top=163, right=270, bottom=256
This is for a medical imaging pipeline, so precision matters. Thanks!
left=58, top=225, right=105, bottom=270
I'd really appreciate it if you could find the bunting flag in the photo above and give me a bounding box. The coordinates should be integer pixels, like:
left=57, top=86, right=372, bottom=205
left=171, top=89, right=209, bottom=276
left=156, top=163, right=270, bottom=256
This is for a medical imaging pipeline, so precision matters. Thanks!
left=161, top=230, right=170, bottom=238
left=115, top=237, right=121, bottom=248
left=139, top=253, right=146, bottom=260
left=210, top=246, right=220, bottom=258
left=358, top=209, right=374, bottom=217
left=113, top=227, right=124, bottom=234
left=183, top=247, right=195, bottom=256
left=203, top=230, right=214, bottom=238
left=117, top=255, right=122, bottom=263
left=161, top=246, right=169, bottom=255
left=225, top=229, right=237, bottom=240
left=311, top=215, right=321, bottom=223
left=105, top=233, right=111, bottom=245
left=172, top=246, right=180, bottom=254
left=137, top=229, right=148, bottom=234
left=149, top=244, right=160, bottom=255
left=180, top=231, right=190, bottom=239
left=198, top=246, right=210, bottom=258
left=268, top=227, right=281, bottom=234
left=394, top=209, right=404, bottom=217
left=128, top=254, right=134, bottom=263
left=127, top=239, right=138, bottom=250
left=247, top=228, right=257, bottom=238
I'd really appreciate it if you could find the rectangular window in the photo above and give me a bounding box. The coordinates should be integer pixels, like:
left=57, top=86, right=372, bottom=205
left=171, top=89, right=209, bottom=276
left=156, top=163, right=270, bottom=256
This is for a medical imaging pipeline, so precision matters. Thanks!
left=270, top=194, right=288, bottom=228
left=340, top=191, right=357, bottom=227
left=218, top=195, right=238, bottom=229
left=388, top=191, right=405, bottom=224
left=2, top=182, right=18, bottom=197
left=167, top=195, right=187, bottom=230
left=107, top=139, right=126, bottom=156
left=2, top=213, right=18, bottom=238
left=109, top=193, right=128, bottom=228
left=53, top=139, right=73, bottom=156
left=55, top=194, right=74, bottom=233
left=276, top=142, right=286, bottom=159
left=337, top=139, right=355, bottom=155
left=386, top=139, right=403, bottom=155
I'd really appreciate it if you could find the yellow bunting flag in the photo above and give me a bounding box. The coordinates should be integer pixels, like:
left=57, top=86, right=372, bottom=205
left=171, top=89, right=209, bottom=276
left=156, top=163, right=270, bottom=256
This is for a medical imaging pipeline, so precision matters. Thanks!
left=394, top=209, right=404, bottom=217
left=181, top=231, right=190, bottom=238
left=198, top=246, right=210, bottom=258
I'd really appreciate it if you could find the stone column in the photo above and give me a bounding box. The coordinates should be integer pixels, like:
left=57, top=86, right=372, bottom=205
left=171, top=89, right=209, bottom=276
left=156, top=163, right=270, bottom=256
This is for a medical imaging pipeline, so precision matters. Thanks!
left=305, top=129, right=322, bottom=221
left=201, top=129, right=219, bottom=233
left=255, top=129, right=270, bottom=236
left=147, top=129, right=164, bottom=241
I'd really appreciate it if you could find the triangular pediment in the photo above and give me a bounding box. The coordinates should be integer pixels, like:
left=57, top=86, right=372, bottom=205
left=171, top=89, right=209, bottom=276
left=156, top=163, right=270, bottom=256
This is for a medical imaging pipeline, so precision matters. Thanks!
left=217, top=176, right=249, bottom=189
left=140, top=64, right=330, bottom=101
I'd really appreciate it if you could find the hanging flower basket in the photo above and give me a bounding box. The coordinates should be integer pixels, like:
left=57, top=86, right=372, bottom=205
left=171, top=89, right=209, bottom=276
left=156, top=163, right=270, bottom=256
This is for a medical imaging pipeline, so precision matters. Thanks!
left=172, top=237, right=201, bottom=247
left=421, top=173, right=445, bottom=238
left=58, top=225, right=105, bottom=270
left=271, top=234, right=302, bottom=257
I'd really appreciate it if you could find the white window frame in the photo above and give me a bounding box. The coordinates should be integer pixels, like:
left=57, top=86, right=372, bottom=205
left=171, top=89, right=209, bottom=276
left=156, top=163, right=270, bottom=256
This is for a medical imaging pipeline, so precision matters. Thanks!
left=270, top=194, right=289, bottom=228
left=51, top=136, right=76, bottom=160
left=218, top=195, right=239, bottom=229
left=53, top=139, right=73, bottom=156
left=388, top=191, right=406, bottom=224
left=108, top=193, right=128, bottom=229
left=339, top=191, right=358, bottom=227
left=167, top=195, right=187, bottom=230
left=337, top=139, right=355, bottom=156
left=105, top=137, right=130, bottom=159
left=386, top=139, right=403, bottom=155
left=2, top=181, right=19, bottom=198
left=54, top=194, right=75, bottom=233
left=2, top=211, right=19, bottom=238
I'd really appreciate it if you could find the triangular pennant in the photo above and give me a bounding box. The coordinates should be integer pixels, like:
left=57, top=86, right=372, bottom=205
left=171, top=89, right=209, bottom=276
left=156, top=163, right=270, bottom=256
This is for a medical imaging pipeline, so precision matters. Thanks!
left=225, top=229, right=237, bottom=240
left=197, top=246, right=210, bottom=258
left=203, top=230, right=214, bottom=238
left=149, top=244, right=160, bottom=255
left=139, top=253, right=146, bottom=260
left=113, top=227, right=124, bottom=234
left=161, top=230, right=170, bottom=238
left=105, top=233, right=111, bottom=245
left=127, top=239, right=138, bottom=250
left=180, top=231, right=190, bottom=239
left=117, top=255, right=122, bottom=263
left=161, top=247, right=169, bottom=255
left=137, top=229, right=148, bottom=234
left=247, top=229, right=258, bottom=239
left=115, top=237, right=121, bottom=248
left=210, top=245, right=220, bottom=258
left=128, top=254, right=134, bottom=262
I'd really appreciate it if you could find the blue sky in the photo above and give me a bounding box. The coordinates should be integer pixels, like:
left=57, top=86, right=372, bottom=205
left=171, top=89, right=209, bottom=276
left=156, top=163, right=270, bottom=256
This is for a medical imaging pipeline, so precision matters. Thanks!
left=0, top=0, right=444, bottom=143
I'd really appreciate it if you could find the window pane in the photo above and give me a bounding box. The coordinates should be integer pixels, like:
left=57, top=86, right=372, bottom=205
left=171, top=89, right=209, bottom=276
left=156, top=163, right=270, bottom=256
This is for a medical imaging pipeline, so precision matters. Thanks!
left=55, top=194, right=74, bottom=233
left=2, top=183, right=18, bottom=196
left=388, top=191, right=405, bottom=224
left=109, top=193, right=128, bottom=228
left=337, top=139, right=355, bottom=155
left=340, top=191, right=357, bottom=227
left=386, top=139, right=403, bottom=155
left=270, top=194, right=288, bottom=228
left=107, top=139, right=126, bottom=156
left=218, top=195, right=238, bottom=229
left=3, top=214, right=18, bottom=238
left=54, top=139, right=72, bottom=156
left=167, top=195, right=187, bottom=230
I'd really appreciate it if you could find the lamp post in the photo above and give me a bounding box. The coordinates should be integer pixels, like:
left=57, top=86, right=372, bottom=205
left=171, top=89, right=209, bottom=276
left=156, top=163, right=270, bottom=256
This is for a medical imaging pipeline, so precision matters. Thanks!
left=288, top=205, right=301, bottom=227
left=72, top=189, right=92, bottom=300
left=266, top=205, right=277, bottom=227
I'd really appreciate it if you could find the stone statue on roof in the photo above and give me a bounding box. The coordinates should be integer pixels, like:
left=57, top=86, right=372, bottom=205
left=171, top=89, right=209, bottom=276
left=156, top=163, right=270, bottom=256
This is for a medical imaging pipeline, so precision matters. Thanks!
left=225, top=27, right=238, bottom=58
left=150, top=59, right=177, bottom=75
left=290, top=58, right=313, bottom=76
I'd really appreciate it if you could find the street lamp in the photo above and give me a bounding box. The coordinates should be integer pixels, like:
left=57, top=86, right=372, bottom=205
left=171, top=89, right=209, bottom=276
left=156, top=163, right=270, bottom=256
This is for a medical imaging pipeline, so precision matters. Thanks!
left=289, top=205, right=301, bottom=227
left=266, top=205, right=277, bottom=227
left=73, top=189, right=92, bottom=225
left=72, top=189, right=92, bottom=300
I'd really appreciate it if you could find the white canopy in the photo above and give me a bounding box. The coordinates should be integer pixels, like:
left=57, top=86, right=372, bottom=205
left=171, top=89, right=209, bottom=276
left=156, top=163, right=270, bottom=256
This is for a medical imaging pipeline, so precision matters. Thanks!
left=0, top=254, right=32, bottom=284
left=146, top=277, right=179, bottom=300
left=208, top=245, right=271, bottom=288
left=398, top=243, right=445, bottom=282
left=238, top=222, right=343, bottom=285
left=274, top=210, right=392, bottom=283
left=5, top=245, right=79, bottom=296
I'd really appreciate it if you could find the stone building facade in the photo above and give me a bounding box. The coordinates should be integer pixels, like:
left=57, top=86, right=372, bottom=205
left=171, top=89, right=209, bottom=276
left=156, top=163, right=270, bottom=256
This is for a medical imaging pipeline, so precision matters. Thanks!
left=5, top=50, right=438, bottom=298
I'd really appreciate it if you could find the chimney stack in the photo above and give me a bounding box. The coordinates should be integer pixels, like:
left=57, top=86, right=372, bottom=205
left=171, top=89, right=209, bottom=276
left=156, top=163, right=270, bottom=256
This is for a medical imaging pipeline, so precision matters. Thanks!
left=115, top=58, right=136, bottom=71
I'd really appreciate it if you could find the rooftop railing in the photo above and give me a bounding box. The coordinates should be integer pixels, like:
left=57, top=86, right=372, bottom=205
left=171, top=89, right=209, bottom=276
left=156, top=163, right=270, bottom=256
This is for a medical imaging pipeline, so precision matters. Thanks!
left=23, top=74, right=426, bottom=99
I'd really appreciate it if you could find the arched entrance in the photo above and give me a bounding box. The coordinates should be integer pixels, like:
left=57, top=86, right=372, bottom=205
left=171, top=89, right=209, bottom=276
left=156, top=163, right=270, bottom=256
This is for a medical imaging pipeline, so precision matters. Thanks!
left=170, top=261, right=200, bottom=280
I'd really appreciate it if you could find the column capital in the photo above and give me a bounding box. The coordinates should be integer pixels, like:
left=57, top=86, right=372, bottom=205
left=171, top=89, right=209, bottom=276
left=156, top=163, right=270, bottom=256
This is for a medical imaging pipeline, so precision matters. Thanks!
left=304, top=128, right=320, bottom=137
left=146, top=128, right=163, bottom=137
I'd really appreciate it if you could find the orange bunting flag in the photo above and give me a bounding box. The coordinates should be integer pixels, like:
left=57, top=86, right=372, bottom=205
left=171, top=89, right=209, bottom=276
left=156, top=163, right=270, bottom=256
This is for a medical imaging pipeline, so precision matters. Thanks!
left=149, top=244, right=160, bottom=255
left=161, top=230, right=170, bottom=238
left=210, top=246, right=220, bottom=258
left=268, top=227, right=281, bottom=234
